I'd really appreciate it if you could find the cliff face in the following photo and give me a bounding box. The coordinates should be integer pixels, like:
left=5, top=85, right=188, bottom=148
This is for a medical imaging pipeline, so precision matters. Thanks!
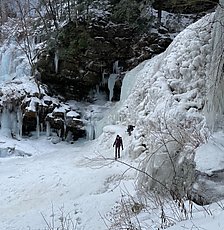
left=35, top=0, right=217, bottom=101
left=0, top=0, right=218, bottom=142
left=36, top=20, right=172, bottom=101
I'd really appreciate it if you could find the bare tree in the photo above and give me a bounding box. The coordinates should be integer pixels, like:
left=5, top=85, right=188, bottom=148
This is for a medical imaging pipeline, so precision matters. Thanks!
left=14, top=0, right=35, bottom=69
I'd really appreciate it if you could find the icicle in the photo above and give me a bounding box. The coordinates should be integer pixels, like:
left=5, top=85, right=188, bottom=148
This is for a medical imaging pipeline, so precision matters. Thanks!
left=46, top=121, right=51, bottom=137
left=113, top=60, right=120, bottom=74
left=58, top=129, right=61, bottom=138
left=0, top=107, right=12, bottom=137
left=108, top=73, right=118, bottom=101
left=36, top=113, right=40, bottom=138
left=10, top=109, right=17, bottom=138
left=86, top=123, right=95, bottom=140
left=40, top=123, right=44, bottom=132
left=102, top=70, right=107, bottom=85
left=63, top=113, right=66, bottom=139
left=54, top=50, right=59, bottom=73
left=17, top=106, right=23, bottom=139
left=65, top=131, right=72, bottom=142
left=96, top=85, right=100, bottom=95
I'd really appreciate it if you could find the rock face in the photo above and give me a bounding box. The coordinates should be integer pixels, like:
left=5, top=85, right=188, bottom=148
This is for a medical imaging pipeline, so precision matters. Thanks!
left=36, top=20, right=172, bottom=101
left=0, top=94, right=86, bottom=141
left=35, top=0, right=218, bottom=102
left=189, top=169, right=224, bottom=205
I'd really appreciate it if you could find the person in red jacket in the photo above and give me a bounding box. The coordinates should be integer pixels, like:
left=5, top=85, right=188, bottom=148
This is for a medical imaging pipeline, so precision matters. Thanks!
left=113, top=135, right=124, bottom=160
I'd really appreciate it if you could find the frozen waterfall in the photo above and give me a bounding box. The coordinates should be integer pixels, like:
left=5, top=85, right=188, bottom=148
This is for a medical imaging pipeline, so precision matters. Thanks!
left=0, top=41, right=31, bottom=138
left=0, top=107, right=23, bottom=139
left=108, top=73, right=118, bottom=101
left=0, top=43, right=18, bottom=83
left=86, top=123, right=95, bottom=140
left=107, top=61, right=122, bottom=101
left=0, top=42, right=31, bottom=85
left=0, top=47, right=13, bottom=81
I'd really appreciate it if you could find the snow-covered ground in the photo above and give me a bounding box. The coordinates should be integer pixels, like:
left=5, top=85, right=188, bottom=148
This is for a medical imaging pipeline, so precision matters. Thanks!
left=0, top=125, right=136, bottom=230
left=1, top=126, right=224, bottom=230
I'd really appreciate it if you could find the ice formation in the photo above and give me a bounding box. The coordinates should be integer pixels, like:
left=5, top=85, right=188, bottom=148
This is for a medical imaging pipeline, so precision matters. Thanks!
left=98, top=11, right=218, bottom=195
left=204, top=0, right=224, bottom=131
left=0, top=37, right=85, bottom=141
left=108, top=73, right=118, bottom=101
left=0, top=42, right=28, bottom=83
left=108, top=61, right=121, bottom=101
left=54, top=50, right=59, bottom=74
left=86, top=123, right=95, bottom=140
left=0, top=40, right=30, bottom=138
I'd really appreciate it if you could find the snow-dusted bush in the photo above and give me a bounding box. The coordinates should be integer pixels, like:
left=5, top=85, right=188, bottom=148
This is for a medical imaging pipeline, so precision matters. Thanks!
left=105, top=190, right=194, bottom=230
left=105, top=196, right=143, bottom=230
left=41, top=206, right=79, bottom=230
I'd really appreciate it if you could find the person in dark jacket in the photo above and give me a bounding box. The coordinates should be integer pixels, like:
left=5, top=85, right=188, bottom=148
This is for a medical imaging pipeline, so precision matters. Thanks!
left=127, top=125, right=135, bottom=136
left=113, top=135, right=123, bottom=159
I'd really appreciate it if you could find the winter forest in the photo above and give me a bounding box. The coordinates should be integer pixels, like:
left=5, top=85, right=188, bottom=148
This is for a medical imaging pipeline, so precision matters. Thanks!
left=1, top=0, right=224, bottom=229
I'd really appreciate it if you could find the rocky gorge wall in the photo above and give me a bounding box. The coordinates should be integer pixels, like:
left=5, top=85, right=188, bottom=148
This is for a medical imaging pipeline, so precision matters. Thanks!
left=0, top=0, right=218, bottom=142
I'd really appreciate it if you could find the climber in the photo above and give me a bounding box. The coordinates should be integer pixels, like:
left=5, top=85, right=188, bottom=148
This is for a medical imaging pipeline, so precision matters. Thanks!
left=113, top=135, right=124, bottom=160
left=127, top=125, right=135, bottom=136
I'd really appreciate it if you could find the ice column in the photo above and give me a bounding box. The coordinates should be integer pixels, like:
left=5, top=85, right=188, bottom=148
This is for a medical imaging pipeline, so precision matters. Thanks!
left=54, top=50, right=59, bottom=73
left=113, top=60, right=120, bottom=74
left=108, top=73, right=118, bottom=101
left=107, top=61, right=121, bottom=101
left=46, top=121, right=51, bottom=137
left=86, top=110, right=96, bottom=140
left=0, top=46, right=14, bottom=82
left=17, top=107, right=23, bottom=139
left=0, top=108, right=12, bottom=137
left=36, top=114, right=40, bottom=138
left=86, top=123, right=95, bottom=140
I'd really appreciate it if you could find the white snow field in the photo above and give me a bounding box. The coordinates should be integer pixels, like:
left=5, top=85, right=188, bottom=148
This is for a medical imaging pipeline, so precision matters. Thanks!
left=1, top=127, right=224, bottom=230
left=0, top=125, right=137, bottom=230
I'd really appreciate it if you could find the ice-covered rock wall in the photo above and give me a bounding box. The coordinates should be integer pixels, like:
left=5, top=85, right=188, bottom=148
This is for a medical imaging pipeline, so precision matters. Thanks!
left=0, top=37, right=85, bottom=141
left=204, top=0, right=224, bottom=131
left=111, top=13, right=215, bottom=195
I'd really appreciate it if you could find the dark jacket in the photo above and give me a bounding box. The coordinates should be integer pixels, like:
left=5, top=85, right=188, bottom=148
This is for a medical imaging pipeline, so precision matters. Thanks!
left=113, top=136, right=123, bottom=149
